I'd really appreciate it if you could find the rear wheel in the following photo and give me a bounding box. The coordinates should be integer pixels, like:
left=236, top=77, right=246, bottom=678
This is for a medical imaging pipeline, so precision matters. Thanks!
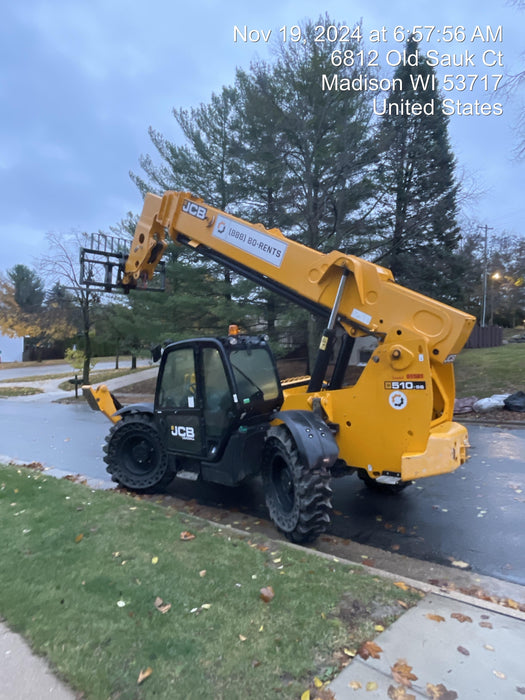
left=104, top=413, right=173, bottom=492
left=262, top=426, right=332, bottom=543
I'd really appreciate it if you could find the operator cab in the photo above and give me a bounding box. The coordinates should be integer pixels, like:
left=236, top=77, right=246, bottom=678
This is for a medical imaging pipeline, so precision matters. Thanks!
left=154, top=333, right=282, bottom=483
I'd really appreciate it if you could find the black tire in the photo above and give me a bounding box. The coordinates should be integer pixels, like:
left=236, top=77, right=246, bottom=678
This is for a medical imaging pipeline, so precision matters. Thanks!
left=358, top=470, right=411, bottom=494
left=103, top=413, right=173, bottom=492
left=262, top=425, right=332, bottom=543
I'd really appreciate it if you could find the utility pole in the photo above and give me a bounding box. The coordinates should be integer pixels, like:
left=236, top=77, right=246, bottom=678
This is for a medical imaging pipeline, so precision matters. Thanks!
left=480, top=224, right=494, bottom=327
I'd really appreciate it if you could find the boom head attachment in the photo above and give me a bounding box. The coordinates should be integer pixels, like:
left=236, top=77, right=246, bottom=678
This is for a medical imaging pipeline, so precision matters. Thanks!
left=79, top=233, right=165, bottom=293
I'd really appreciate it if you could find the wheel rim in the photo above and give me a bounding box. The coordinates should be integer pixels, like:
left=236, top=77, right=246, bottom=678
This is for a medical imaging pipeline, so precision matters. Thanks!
left=122, top=434, right=159, bottom=476
left=271, top=454, right=295, bottom=513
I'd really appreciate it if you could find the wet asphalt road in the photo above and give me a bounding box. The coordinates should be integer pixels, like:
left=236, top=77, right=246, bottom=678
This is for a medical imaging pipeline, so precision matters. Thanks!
left=0, top=397, right=523, bottom=585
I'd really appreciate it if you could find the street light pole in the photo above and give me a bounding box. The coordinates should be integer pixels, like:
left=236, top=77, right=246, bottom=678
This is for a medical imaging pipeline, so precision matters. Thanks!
left=490, top=272, right=501, bottom=325
left=480, top=224, right=494, bottom=327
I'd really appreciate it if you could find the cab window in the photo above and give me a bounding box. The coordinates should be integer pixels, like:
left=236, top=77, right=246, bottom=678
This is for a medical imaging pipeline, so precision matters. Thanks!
left=229, top=347, right=280, bottom=405
left=202, top=347, right=234, bottom=439
left=157, top=347, right=197, bottom=409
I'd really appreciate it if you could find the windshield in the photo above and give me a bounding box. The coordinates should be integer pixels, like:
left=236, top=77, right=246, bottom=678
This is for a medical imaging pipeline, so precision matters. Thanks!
left=229, top=347, right=280, bottom=406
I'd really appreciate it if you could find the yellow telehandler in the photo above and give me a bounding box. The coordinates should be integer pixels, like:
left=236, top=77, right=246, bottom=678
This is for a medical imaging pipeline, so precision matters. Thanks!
left=81, top=191, right=475, bottom=542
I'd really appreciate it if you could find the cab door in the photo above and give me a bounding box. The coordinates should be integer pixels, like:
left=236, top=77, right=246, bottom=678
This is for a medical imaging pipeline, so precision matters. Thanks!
left=155, top=344, right=204, bottom=457
left=155, top=341, right=237, bottom=460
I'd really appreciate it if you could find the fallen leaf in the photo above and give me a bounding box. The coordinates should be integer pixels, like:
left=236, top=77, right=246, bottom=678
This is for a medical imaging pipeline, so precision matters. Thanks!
left=397, top=600, right=409, bottom=609
left=493, top=670, right=506, bottom=680
left=344, top=648, right=356, bottom=658
left=348, top=680, right=362, bottom=690
left=260, top=586, right=275, bottom=603
left=189, top=603, right=211, bottom=614
left=137, top=667, right=152, bottom=684
left=180, top=531, right=195, bottom=541
left=427, top=613, right=446, bottom=622
left=480, top=621, right=493, bottom=629
left=388, top=685, right=416, bottom=699
left=507, top=598, right=519, bottom=609
left=394, top=581, right=410, bottom=591
left=451, top=560, right=469, bottom=569
left=75, top=533, right=84, bottom=543
left=239, top=634, right=247, bottom=642
left=313, top=676, right=323, bottom=688
left=301, top=691, right=310, bottom=700
left=457, top=646, right=470, bottom=656
left=366, top=681, right=378, bottom=691
left=516, top=687, right=525, bottom=695
left=154, top=596, right=171, bottom=614
left=426, top=683, right=458, bottom=699
left=451, top=612, right=472, bottom=623
left=358, top=640, right=383, bottom=660
left=484, top=644, right=495, bottom=651
left=199, top=570, right=207, bottom=577
left=374, top=624, right=385, bottom=632
left=151, top=556, right=159, bottom=565
left=391, top=659, right=418, bottom=687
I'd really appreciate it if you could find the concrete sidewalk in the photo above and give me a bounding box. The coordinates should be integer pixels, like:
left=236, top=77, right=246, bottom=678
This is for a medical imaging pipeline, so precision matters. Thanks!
left=330, top=592, right=525, bottom=698
left=0, top=621, right=76, bottom=699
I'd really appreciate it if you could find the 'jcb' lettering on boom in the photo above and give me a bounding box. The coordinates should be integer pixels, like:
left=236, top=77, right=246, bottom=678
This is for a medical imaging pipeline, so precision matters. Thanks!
left=182, top=200, right=207, bottom=220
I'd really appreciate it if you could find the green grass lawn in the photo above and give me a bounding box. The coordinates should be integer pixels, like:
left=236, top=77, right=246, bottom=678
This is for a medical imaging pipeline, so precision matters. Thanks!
left=0, top=464, right=419, bottom=700
left=0, top=386, right=44, bottom=397
left=454, top=344, right=525, bottom=398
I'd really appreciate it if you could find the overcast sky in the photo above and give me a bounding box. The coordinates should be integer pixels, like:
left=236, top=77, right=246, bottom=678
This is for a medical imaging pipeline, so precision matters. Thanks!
left=0, top=0, right=523, bottom=277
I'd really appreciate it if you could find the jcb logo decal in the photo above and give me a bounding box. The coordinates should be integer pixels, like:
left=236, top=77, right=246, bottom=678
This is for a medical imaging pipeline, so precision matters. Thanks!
left=182, top=199, right=207, bottom=220
left=171, top=425, right=196, bottom=441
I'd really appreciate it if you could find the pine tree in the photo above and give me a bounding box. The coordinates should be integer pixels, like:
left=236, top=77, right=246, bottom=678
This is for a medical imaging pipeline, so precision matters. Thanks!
left=230, top=17, right=379, bottom=354
left=374, top=36, right=463, bottom=302
left=236, top=17, right=378, bottom=254
left=8, top=264, right=45, bottom=312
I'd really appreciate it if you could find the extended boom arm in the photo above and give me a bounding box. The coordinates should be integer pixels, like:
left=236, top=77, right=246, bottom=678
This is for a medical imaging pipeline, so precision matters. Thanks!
left=122, top=191, right=475, bottom=364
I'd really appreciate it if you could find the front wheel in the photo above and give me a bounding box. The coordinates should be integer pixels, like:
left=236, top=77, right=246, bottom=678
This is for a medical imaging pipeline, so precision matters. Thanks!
left=104, top=413, right=173, bottom=492
left=262, top=426, right=332, bottom=543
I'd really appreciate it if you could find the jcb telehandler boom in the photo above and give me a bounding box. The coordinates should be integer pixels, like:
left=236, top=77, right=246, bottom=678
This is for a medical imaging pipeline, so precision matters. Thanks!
left=82, top=190, right=476, bottom=543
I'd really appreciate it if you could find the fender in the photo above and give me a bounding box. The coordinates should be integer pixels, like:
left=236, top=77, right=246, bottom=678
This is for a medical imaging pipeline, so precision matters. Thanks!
left=114, top=402, right=154, bottom=417
left=273, top=409, right=339, bottom=470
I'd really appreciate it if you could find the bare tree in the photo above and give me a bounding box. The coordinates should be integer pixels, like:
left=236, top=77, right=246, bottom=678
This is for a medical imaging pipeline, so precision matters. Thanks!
left=40, top=231, right=98, bottom=383
left=503, top=0, right=525, bottom=157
